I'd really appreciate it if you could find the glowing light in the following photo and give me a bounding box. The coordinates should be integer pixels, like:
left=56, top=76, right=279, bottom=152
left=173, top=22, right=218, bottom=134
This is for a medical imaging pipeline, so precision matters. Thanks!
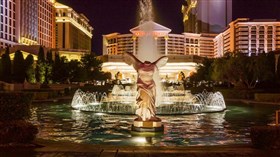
left=95, top=113, right=106, bottom=116
left=19, top=37, right=38, bottom=45
left=133, top=137, right=147, bottom=144
left=49, top=0, right=56, bottom=3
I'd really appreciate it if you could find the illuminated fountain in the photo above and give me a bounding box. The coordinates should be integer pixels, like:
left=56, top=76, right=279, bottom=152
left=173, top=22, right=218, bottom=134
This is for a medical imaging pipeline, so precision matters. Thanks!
left=71, top=89, right=226, bottom=115
left=71, top=0, right=226, bottom=123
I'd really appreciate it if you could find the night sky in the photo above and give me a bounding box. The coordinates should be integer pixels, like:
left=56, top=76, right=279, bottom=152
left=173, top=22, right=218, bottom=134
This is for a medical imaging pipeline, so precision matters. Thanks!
left=57, top=0, right=280, bottom=55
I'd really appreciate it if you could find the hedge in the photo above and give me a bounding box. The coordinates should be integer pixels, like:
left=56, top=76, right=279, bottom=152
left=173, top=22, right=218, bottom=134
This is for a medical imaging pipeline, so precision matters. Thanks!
left=0, top=92, right=33, bottom=121
left=251, top=126, right=280, bottom=149
left=0, top=120, right=38, bottom=144
left=0, top=92, right=38, bottom=145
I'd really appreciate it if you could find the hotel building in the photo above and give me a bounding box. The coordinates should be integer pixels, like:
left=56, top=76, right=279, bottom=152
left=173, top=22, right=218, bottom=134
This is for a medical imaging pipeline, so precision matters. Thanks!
left=1, top=1, right=92, bottom=61
left=214, top=18, right=280, bottom=56
left=0, top=0, right=56, bottom=49
left=182, top=0, right=232, bottom=33
left=102, top=21, right=212, bottom=80
left=0, top=0, right=17, bottom=48
left=54, top=2, right=93, bottom=52
left=38, top=0, right=56, bottom=48
left=17, top=0, right=38, bottom=46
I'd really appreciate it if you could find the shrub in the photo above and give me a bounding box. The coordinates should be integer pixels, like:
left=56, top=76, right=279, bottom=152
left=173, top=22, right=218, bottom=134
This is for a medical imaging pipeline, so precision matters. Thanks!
left=0, top=92, right=38, bottom=145
left=0, top=120, right=38, bottom=144
left=0, top=93, right=33, bottom=121
left=251, top=126, right=280, bottom=149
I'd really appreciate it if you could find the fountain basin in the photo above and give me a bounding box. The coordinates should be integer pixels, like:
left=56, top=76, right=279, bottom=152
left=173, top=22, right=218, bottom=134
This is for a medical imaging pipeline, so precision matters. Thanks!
left=71, top=89, right=226, bottom=114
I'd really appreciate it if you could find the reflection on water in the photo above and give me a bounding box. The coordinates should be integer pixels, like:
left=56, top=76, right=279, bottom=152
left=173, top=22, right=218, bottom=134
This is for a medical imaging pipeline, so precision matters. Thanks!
left=31, top=103, right=279, bottom=146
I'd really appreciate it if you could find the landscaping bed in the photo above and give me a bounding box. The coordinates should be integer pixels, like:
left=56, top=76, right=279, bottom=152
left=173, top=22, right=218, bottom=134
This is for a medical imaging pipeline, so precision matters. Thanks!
left=0, top=92, right=38, bottom=145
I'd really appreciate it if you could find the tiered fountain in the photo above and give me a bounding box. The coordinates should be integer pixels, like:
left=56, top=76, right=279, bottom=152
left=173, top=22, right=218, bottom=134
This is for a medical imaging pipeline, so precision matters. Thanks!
left=71, top=0, right=226, bottom=132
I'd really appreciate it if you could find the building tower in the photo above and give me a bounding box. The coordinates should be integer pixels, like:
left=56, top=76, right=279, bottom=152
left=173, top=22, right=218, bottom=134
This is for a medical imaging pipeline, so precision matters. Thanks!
left=182, top=0, right=232, bottom=33
left=1, top=0, right=56, bottom=49
left=17, top=0, right=38, bottom=46
left=0, top=0, right=17, bottom=48
left=214, top=18, right=280, bottom=56
left=54, top=2, right=93, bottom=52
left=38, top=0, right=56, bottom=48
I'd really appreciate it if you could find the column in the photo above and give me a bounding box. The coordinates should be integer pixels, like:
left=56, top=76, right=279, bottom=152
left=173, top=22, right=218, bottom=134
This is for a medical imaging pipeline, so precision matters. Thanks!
left=198, top=39, right=200, bottom=56
left=248, top=26, right=252, bottom=53
left=264, top=25, right=268, bottom=53
left=164, top=36, right=168, bottom=55
left=256, top=26, right=259, bottom=53
left=184, top=38, right=187, bottom=55
left=132, top=36, right=136, bottom=55
left=272, top=25, right=276, bottom=51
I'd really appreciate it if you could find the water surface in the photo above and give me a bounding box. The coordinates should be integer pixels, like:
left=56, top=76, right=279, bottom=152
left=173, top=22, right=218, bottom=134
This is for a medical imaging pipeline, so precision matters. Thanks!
left=31, top=102, right=279, bottom=146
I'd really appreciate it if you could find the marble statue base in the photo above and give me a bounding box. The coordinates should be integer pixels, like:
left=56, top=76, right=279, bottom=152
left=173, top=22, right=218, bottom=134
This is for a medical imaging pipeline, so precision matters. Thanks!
left=131, top=118, right=164, bottom=132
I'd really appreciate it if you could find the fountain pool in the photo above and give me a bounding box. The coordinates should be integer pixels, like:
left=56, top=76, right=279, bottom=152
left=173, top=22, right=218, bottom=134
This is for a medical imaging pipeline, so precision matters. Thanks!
left=31, top=102, right=279, bottom=146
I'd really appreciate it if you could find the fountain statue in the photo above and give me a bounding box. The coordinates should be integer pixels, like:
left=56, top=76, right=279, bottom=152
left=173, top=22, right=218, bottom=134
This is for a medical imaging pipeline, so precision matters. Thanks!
left=123, top=52, right=168, bottom=132
left=70, top=0, right=227, bottom=132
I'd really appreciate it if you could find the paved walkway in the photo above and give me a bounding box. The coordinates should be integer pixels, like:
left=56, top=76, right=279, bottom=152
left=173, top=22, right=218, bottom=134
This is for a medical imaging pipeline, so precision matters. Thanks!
left=1, top=139, right=280, bottom=157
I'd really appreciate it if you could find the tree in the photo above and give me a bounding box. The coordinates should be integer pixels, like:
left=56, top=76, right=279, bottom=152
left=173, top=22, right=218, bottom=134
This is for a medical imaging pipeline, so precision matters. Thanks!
left=25, top=54, right=36, bottom=83
left=68, top=60, right=86, bottom=82
left=45, top=50, right=53, bottom=84
left=253, top=51, right=278, bottom=88
left=13, top=50, right=25, bottom=83
left=98, top=72, right=112, bottom=81
left=190, top=58, right=213, bottom=85
left=211, top=57, right=230, bottom=84
left=38, top=46, right=45, bottom=62
left=1, top=46, right=12, bottom=82
left=0, top=59, right=2, bottom=81
left=35, top=46, right=46, bottom=83
left=212, top=52, right=277, bottom=89
left=277, top=54, right=280, bottom=81
left=52, top=55, right=69, bottom=83
left=80, top=54, right=104, bottom=81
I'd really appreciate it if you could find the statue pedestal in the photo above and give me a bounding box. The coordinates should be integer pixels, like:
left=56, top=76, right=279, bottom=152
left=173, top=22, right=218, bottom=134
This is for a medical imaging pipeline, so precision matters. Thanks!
left=132, top=118, right=164, bottom=132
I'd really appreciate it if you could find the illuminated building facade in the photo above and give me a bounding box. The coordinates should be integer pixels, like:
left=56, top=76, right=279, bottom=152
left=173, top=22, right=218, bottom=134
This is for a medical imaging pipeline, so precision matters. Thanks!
left=182, top=0, right=232, bottom=33
left=102, top=21, right=208, bottom=80
left=17, top=0, right=38, bottom=45
left=214, top=18, right=280, bottom=56
left=54, top=2, right=93, bottom=52
left=0, top=0, right=56, bottom=49
left=0, top=0, right=17, bottom=48
left=1, top=1, right=91, bottom=61
left=103, top=22, right=215, bottom=58
left=38, top=0, right=56, bottom=48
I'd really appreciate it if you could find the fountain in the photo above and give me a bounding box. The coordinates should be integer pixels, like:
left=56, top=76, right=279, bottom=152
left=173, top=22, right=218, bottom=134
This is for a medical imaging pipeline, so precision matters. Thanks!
left=71, top=89, right=226, bottom=115
left=71, top=0, right=226, bottom=131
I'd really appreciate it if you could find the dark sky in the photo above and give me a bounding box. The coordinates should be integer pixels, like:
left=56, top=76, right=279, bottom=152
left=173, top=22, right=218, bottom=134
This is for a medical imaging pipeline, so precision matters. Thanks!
left=57, top=0, right=280, bottom=55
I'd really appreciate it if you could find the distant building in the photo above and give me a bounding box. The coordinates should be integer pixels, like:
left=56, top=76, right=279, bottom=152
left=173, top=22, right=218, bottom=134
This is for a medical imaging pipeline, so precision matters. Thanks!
left=0, top=0, right=17, bottom=48
left=103, top=21, right=215, bottom=58
left=0, top=0, right=56, bottom=48
left=54, top=2, right=93, bottom=52
left=38, top=0, right=56, bottom=48
left=1, top=1, right=91, bottom=61
left=182, top=0, right=232, bottom=34
left=17, top=0, right=38, bottom=46
left=214, top=18, right=280, bottom=56
left=102, top=21, right=207, bottom=80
